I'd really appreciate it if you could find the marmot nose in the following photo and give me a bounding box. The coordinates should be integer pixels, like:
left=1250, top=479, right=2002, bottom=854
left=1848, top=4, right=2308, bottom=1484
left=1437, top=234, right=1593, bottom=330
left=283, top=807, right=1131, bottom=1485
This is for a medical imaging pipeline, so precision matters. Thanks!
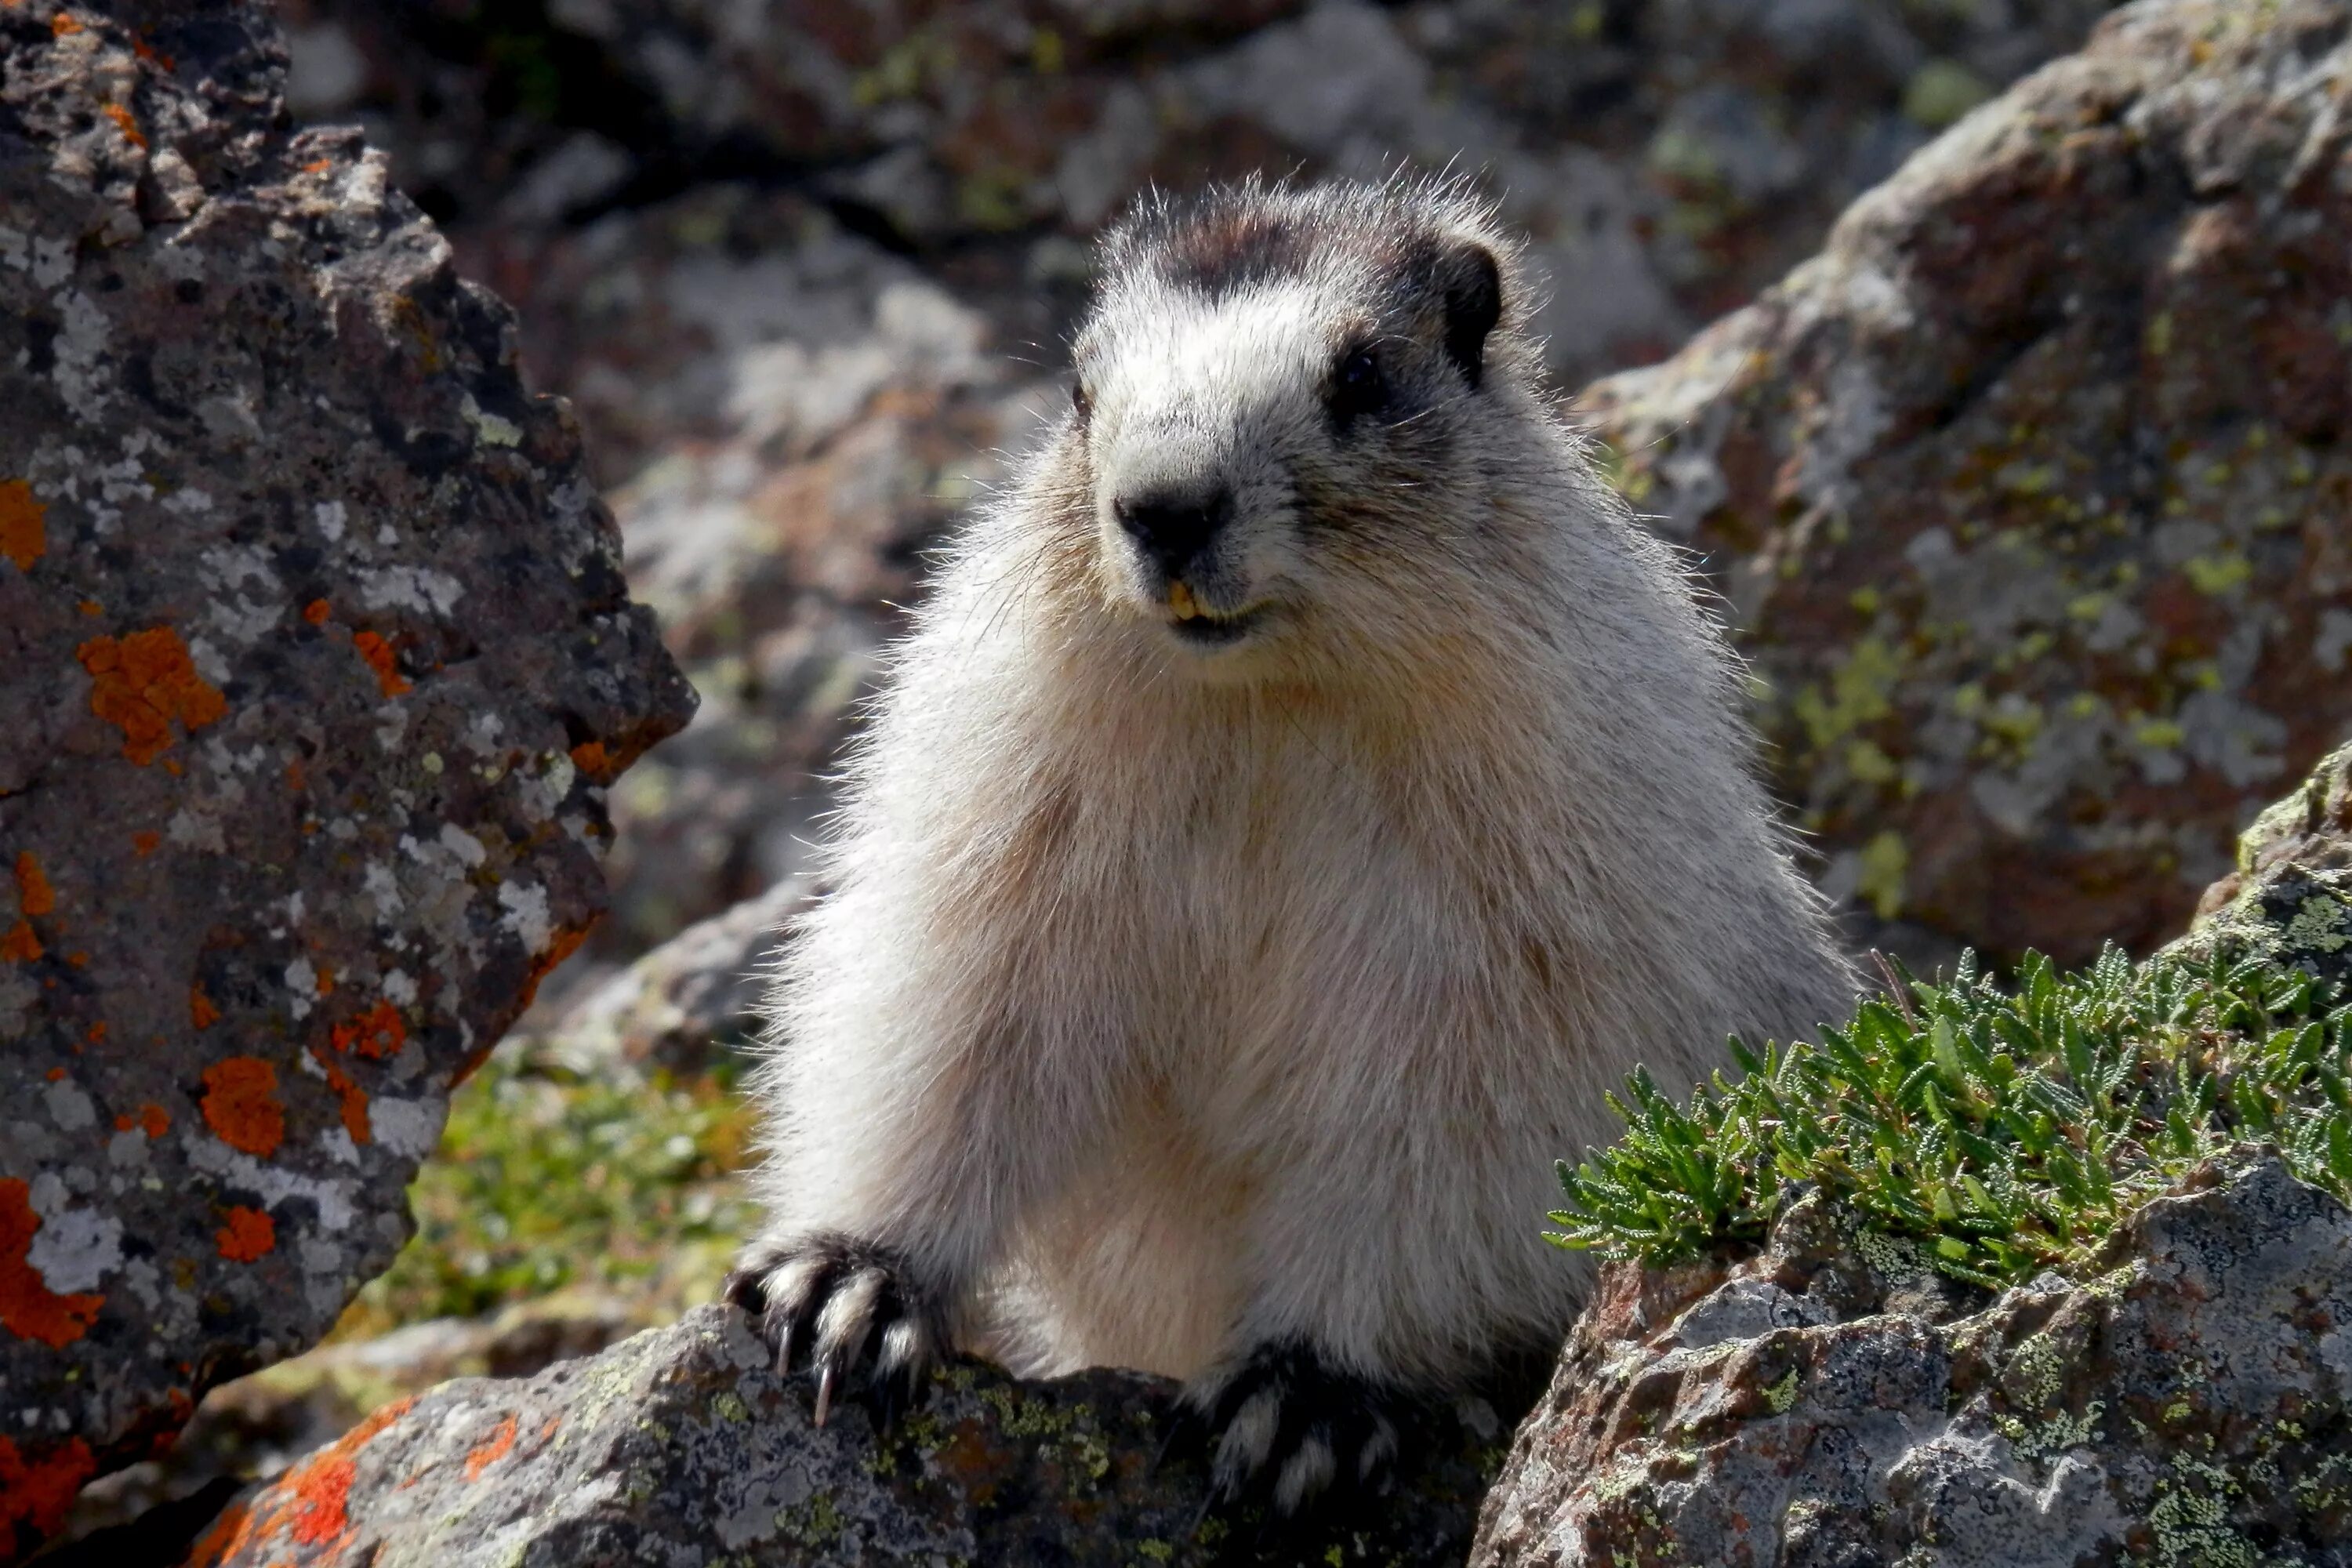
left=1113, top=485, right=1234, bottom=574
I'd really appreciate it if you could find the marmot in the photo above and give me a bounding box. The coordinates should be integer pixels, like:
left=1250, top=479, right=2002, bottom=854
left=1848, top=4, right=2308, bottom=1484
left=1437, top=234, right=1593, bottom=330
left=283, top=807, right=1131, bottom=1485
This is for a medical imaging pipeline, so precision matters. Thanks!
left=728, top=176, right=1857, bottom=1512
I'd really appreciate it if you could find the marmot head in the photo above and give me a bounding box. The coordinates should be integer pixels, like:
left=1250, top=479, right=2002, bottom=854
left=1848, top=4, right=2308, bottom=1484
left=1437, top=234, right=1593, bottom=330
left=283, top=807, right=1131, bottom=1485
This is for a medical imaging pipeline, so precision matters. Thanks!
left=1059, top=176, right=1545, bottom=683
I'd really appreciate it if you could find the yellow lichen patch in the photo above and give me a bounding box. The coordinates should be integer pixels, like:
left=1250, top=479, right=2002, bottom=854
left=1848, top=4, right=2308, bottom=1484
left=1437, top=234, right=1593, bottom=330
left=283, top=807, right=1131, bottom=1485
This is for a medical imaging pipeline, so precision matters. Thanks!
left=1857, top=830, right=1909, bottom=920
left=0, top=479, right=43, bottom=571
left=77, top=626, right=228, bottom=764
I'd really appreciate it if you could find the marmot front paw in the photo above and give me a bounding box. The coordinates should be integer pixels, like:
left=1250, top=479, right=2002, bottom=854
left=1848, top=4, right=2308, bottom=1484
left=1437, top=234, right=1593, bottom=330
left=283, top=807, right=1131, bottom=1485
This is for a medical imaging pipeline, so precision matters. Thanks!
left=724, top=1232, right=946, bottom=1428
left=1182, top=1339, right=1409, bottom=1515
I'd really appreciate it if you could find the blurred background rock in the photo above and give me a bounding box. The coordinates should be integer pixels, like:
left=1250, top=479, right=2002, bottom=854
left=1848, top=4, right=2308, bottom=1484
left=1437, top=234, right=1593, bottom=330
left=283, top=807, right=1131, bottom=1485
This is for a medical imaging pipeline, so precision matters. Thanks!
left=270, top=0, right=2122, bottom=1012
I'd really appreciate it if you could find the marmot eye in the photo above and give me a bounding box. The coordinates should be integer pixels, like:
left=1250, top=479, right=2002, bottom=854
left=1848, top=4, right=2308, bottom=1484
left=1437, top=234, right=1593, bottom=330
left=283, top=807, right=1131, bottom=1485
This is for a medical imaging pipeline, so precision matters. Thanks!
left=1072, top=379, right=1092, bottom=422
left=1329, top=345, right=1387, bottom=426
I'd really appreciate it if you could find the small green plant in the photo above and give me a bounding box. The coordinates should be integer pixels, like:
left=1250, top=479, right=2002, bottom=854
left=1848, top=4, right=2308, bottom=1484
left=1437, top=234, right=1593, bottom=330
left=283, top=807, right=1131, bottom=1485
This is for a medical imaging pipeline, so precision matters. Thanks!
left=334, top=1052, right=760, bottom=1338
left=1550, top=945, right=2350, bottom=1287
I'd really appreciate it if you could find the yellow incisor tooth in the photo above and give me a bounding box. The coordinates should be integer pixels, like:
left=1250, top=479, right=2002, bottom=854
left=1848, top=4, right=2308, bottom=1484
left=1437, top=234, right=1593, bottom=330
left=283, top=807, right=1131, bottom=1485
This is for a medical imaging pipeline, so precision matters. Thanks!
left=1168, top=580, right=1199, bottom=619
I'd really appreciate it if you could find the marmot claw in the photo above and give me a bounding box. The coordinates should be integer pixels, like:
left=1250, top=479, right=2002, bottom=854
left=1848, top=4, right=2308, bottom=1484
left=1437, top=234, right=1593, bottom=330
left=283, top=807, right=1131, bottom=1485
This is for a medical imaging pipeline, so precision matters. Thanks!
left=724, top=1232, right=944, bottom=1429
left=1178, top=1340, right=1410, bottom=1516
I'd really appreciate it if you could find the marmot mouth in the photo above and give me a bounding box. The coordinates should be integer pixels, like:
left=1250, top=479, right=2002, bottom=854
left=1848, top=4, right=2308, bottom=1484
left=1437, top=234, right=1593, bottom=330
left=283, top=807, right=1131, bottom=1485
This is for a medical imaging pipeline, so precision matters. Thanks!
left=1166, top=580, right=1263, bottom=646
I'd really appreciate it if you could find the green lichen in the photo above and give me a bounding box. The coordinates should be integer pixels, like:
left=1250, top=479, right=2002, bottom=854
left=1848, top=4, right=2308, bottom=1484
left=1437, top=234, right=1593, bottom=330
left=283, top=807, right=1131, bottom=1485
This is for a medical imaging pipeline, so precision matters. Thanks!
left=775, top=1490, right=845, bottom=1548
left=1762, top=1368, right=1802, bottom=1414
left=1856, top=830, right=1909, bottom=920
left=1792, top=636, right=1904, bottom=752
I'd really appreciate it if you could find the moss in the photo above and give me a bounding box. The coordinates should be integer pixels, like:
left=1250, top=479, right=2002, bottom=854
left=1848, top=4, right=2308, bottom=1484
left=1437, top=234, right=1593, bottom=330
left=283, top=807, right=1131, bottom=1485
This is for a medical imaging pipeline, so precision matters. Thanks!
left=332, top=1048, right=757, bottom=1339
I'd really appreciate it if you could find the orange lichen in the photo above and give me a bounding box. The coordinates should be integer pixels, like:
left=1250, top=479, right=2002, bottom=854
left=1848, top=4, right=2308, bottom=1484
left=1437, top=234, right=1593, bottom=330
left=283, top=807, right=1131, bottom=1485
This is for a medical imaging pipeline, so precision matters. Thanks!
left=139, top=1102, right=169, bottom=1138
left=190, top=981, right=220, bottom=1029
left=351, top=630, right=411, bottom=697
left=64, top=951, right=86, bottom=968
left=84, top=1022, right=104, bottom=1044
left=132, top=829, right=160, bottom=856
left=0, top=1178, right=104, bottom=1348
left=128, top=31, right=174, bottom=70
left=2, top=920, right=40, bottom=963
left=182, top=1501, right=250, bottom=1568
left=314, top=1051, right=371, bottom=1145
left=314, top=964, right=335, bottom=997
left=291, top=1454, right=358, bottom=1545
left=101, top=102, right=144, bottom=147
left=0, top=1435, right=96, bottom=1541
left=215, top=1206, right=274, bottom=1262
left=303, top=597, right=331, bottom=625
left=516, top=922, right=591, bottom=1011
left=49, top=13, right=81, bottom=35
left=200, top=1057, right=283, bottom=1157
left=14, top=852, right=53, bottom=916
left=77, top=626, right=227, bottom=765
left=568, top=739, right=609, bottom=778
left=332, top=999, right=405, bottom=1060
left=76, top=600, right=102, bottom=617
left=0, top=478, right=42, bottom=571
left=463, top=1414, right=518, bottom=1480
left=191, top=1394, right=416, bottom=1562
left=449, top=1041, right=497, bottom=1087
left=303, top=157, right=333, bottom=174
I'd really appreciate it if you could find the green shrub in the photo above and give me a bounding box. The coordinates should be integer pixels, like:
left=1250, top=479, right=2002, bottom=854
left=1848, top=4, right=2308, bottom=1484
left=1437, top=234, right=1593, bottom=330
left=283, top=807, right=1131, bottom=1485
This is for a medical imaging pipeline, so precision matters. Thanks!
left=1549, top=945, right=2350, bottom=1287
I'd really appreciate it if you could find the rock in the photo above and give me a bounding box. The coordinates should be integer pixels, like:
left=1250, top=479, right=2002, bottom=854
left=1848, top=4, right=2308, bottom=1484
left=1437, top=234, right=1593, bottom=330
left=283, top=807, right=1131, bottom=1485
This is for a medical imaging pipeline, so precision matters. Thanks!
left=452, top=187, right=1052, bottom=957
left=0, top=0, right=694, bottom=1556
left=278, top=0, right=2123, bottom=977
left=1470, top=1151, right=2352, bottom=1566
left=521, top=874, right=811, bottom=1077
left=52, top=1293, right=645, bottom=1555
left=1580, top=0, right=2352, bottom=967
left=2182, top=739, right=2352, bottom=993
left=321, top=0, right=2117, bottom=390
left=189, top=1304, right=1512, bottom=1567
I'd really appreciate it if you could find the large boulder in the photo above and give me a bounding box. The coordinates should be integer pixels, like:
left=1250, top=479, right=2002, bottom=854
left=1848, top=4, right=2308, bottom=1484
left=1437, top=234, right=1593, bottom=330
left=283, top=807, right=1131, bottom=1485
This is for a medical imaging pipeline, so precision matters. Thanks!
left=1469, top=1152, right=2352, bottom=1567
left=187, top=1305, right=1512, bottom=1567
left=1468, top=720, right=2352, bottom=1566
left=0, top=0, right=693, bottom=1556
left=1581, top=0, right=2352, bottom=967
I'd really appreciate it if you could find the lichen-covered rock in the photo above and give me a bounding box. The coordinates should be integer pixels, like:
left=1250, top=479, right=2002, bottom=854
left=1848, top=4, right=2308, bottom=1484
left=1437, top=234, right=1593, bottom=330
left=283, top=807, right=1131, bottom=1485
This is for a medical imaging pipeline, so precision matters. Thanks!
left=190, top=1304, right=1512, bottom=1567
left=1469, top=1152, right=2352, bottom=1566
left=1581, top=0, right=2352, bottom=966
left=2183, top=739, right=2352, bottom=993
left=0, top=1, right=694, bottom=1555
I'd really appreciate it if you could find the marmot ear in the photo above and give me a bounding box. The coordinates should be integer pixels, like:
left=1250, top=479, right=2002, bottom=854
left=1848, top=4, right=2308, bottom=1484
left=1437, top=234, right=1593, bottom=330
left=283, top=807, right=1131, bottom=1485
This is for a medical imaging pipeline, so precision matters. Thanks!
left=1438, top=241, right=1502, bottom=390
